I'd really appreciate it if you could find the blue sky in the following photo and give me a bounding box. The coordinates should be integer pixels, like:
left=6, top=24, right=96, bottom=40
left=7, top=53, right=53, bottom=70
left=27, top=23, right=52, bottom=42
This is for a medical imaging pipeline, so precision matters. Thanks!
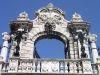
left=0, top=0, right=100, bottom=59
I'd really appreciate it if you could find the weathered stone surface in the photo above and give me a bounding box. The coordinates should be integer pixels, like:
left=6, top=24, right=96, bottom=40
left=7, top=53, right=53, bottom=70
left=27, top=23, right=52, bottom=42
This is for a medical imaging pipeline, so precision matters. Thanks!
left=0, top=3, right=100, bottom=75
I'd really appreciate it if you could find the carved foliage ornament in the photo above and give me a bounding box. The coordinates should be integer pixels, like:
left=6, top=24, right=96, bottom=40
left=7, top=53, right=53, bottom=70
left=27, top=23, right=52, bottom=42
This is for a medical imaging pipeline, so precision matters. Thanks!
left=83, top=61, right=92, bottom=72
left=45, top=21, right=56, bottom=31
left=36, top=12, right=65, bottom=26
left=36, top=3, right=65, bottom=17
left=9, top=60, right=18, bottom=71
left=35, top=3, right=67, bottom=27
left=18, top=61, right=33, bottom=72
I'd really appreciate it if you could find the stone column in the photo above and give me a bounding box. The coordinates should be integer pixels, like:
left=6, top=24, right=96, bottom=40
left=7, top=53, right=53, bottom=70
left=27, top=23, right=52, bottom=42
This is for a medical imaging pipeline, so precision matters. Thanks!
left=78, top=39, right=81, bottom=58
left=83, top=39, right=90, bottom=58
left=74, top=35, right=79, bottom=59
left=69, top=37, right=74, bottom=59
left=1, top=32, right=10, bottom=62
left=9, top=41, right=17, bottom=57
left=89, top=34, right=98, bottom=63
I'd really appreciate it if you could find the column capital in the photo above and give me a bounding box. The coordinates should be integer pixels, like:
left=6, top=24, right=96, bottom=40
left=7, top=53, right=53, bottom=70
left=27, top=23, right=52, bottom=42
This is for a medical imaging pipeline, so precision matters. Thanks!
left=68, top=37, right=73, bottom=41
left=2, top=32, right=10, bottom=41
left=68, top=37, right=73, bottom=43
left=88, top=34, right=97, bottom=43
left=73, top=33, right=78, bottom=40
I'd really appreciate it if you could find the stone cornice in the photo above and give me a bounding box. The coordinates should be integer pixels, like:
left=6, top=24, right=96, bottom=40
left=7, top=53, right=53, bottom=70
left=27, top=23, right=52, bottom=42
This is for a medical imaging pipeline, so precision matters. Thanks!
left=9, top=20, right=33, bottom=31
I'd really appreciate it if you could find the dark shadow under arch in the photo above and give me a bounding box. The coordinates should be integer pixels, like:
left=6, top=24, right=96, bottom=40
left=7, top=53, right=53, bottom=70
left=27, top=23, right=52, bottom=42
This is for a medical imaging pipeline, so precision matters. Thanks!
left=34, top=31, right=68, bottom=46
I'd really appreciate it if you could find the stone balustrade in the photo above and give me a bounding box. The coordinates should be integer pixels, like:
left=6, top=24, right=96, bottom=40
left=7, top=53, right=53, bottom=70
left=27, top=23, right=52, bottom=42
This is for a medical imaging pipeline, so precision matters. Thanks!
left=1, top=62, right=9, bottom=73
left=0, top=58, right=100, bottom=75
left=91, top=63, right=98, bottom=74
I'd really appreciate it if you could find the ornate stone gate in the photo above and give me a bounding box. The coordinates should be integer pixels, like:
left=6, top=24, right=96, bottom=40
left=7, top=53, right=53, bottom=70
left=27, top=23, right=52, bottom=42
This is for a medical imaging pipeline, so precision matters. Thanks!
left=0, top=3, right=100, bottom=75
left=9, top=3, right=69, bottom=59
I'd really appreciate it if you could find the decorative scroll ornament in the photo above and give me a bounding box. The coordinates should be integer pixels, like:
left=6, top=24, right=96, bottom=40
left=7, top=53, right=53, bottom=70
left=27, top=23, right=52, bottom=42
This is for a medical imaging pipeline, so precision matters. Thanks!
left=36, top=14, right=65, bottom=27
left=71, top=13, right=83, bottom=22
left=45, top=19, right=56, bottom=31
left=34, top=3, right=67, bottom=31
left=35, top=3, right=65, bottom=18
left=17, top=11, right=30, bottom=20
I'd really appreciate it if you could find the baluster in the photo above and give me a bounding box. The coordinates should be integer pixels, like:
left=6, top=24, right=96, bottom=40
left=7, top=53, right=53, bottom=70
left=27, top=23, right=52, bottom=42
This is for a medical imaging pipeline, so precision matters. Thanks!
left=26, top=61, right=32, bottom=73
left=6, top=63, right=9, bottom=72
left=22, top=61, right=27, bottom=72
left=37, top=60, right=41, bottom=73
left=32, top=60, right=36, bottom=73
left=60, top=61, right=64, bottom=73
left=2, top=63, right=6, bottom=72
left=74, top=62, right=77, bottom=73
left=18, top=61, right=22, bottom=72
left=0, top=64, right=2, bottom=73
left=69, top=61, right=73, bottom=73
left=65, top=61, right=68, bottom=73
left=97, top=64, right=100, bottom=74
left=93, top=65, right=98, bottom=73
left=78, top=62, right=82, bottom=73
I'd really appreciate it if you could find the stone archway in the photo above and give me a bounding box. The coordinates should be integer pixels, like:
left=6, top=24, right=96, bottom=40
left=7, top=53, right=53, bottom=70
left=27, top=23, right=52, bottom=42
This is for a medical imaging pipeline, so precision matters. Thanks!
left=1, top=4, right=99, bottom=74
left=33, top=31, right=68, bottom=45
left=33, top=31, right=68, bottom=58
left=17, top=3, right=69, bottom=59
left=6, top=3, right=92, bottom=61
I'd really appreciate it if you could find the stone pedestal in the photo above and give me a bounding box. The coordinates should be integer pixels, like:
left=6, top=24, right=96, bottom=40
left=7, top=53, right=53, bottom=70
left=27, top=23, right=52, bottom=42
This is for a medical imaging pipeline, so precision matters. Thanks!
left=81, top=58, right=92, bottom=74
left=0, top=55, right=4, bottom=74
left=8, top=57, right=19, bottom=73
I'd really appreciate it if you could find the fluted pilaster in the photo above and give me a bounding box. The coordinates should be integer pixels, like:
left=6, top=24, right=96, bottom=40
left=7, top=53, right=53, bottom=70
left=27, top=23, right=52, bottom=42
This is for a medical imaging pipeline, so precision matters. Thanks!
left=69, top=37, right=74, bottom=59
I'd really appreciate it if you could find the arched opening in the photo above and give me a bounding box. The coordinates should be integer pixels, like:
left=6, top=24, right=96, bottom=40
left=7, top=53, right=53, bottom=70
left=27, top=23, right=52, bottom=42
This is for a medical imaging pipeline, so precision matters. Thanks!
left=35, top=39, right=65, bottom=59
left=33, top=31, right=68, bottom=59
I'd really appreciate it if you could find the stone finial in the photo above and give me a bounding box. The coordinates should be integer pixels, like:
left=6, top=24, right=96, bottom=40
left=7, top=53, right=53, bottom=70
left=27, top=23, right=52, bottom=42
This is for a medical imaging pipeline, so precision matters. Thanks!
left=47, top=3, right=54, bottom=8
left=17, top=11, right=30, bottom=20
left=71, top=13, right=83, bottom=22
left=88, top=34, right=97, bottom=43
left=2, top=32, right=10, bottom=41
